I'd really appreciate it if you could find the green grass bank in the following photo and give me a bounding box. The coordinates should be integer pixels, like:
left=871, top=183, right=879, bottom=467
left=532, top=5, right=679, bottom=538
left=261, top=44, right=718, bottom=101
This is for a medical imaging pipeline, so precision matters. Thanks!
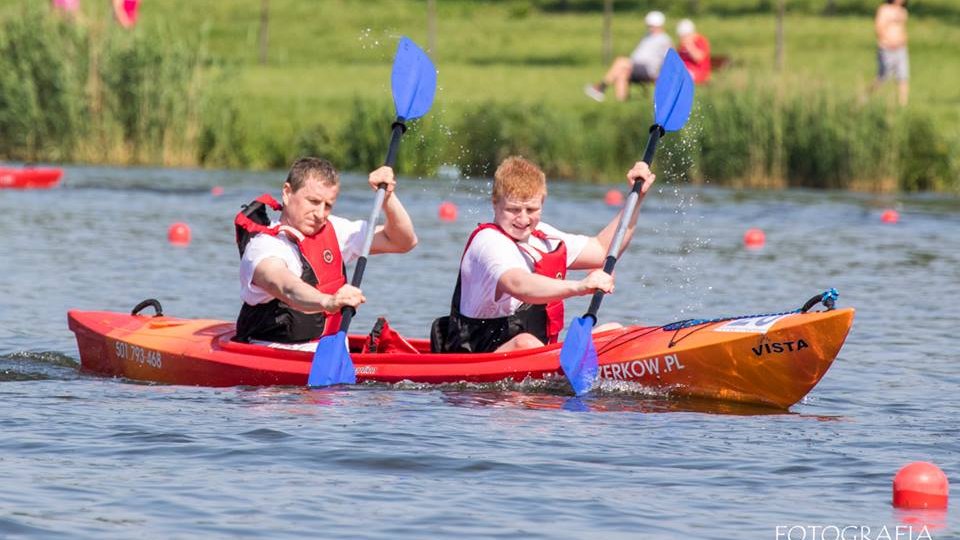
left=1, top=0, right=958, bottom=191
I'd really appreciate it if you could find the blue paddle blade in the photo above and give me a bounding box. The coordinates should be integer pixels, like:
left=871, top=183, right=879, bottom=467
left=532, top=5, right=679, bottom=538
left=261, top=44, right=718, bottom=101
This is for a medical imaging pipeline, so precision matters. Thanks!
left=391, top=37, right=437, bottom=121
left=654, top=48, right=695, bottom=132
left=308, top=331, right=357, bottom=387
left=559, top=316, right=600, bottom=396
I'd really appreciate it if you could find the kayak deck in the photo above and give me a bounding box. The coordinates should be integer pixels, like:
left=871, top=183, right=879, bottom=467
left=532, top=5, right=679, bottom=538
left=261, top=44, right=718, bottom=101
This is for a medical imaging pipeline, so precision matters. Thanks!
left=68, top=306, right=854, bottom=409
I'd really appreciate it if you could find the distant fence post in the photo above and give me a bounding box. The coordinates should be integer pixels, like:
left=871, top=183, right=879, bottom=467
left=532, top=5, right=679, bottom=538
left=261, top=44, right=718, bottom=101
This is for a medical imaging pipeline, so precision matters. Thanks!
left=602, top=0, right=613, bottom=65
left=775, top=0, right=785, bottom=71
left=428, top=0, right=437, bottom=55
left=258, top=0, right=269, bottom=65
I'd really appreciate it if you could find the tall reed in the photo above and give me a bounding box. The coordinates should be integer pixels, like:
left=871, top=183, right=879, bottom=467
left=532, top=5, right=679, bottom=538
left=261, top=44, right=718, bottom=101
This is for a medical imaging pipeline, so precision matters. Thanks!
left=308, top=92, right=958, bottom=192
left=0, top=3, right=208, bottom=166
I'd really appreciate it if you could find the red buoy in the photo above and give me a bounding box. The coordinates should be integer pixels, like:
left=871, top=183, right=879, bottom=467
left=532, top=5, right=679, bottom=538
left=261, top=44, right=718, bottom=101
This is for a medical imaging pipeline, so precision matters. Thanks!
left=881, top=209, right=900, bottom=224
left=743, top=228, right=765, bottom=249
left=438, top=201, right=458, bottom=222
left=604, top=189, right=624, bottom=207
left=893, top=462, right=949, bottom=510
left=211, top=186, right=224, bottom=197
left=168, top=222, right=191, bottom=246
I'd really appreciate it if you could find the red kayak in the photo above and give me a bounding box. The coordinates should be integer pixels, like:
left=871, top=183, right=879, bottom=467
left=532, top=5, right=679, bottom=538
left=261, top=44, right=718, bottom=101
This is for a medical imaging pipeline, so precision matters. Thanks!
left=0, top=167, right=63, bottom=189
left=68, top=294, right=854, bottom=409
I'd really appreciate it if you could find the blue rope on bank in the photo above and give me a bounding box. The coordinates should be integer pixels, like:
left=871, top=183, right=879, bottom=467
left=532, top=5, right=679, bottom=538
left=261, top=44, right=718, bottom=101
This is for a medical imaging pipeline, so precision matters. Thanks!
left=661, top=289, right=839, bottom=332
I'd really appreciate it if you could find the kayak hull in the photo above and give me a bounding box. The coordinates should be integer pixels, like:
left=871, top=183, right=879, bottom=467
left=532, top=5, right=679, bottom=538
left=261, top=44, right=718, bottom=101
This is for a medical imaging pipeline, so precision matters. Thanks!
left=67, top=307, right=854, bottom=409
left=0, top=167, right=63, bottom=189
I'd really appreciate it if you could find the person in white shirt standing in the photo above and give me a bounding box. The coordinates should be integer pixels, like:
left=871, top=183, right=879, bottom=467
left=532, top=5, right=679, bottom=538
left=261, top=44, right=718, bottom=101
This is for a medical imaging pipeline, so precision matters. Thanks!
left=430, top=156, right=656, bottom=354
left=584, top=10, right=674, bottom=102
left=234, top=157, right=417, bottom=346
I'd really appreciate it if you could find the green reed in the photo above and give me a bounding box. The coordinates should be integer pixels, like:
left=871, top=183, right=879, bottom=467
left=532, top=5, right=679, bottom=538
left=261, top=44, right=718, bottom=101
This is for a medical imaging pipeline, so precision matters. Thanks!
left=1, top=2, right=956, bottom=192
left=310, top=91, right=957, bottom=192
left=0, top=3, right=208, bottom=165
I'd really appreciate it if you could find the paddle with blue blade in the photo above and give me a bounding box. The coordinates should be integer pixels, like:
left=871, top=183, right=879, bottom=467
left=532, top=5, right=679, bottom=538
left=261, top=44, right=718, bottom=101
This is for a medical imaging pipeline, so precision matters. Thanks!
left=559, top=49, right=694, bottom=396
left=308, top=37, right=437, bottom=387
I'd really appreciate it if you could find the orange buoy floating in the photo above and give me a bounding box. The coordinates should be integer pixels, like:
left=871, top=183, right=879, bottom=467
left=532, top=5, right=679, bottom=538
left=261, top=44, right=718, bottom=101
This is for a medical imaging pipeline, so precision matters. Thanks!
left=743, top=228, right=765, bottom=250
left=604, top=189, right=624, bottom=207
left=168, top=222, right=191, bottom=246
left=893, top=462, right=949, bottom=510
left=211, top=186, right=224, bottom=197
left=438, top=201, right=458, bottom=222
left=881, top=209, right=900, bottom=224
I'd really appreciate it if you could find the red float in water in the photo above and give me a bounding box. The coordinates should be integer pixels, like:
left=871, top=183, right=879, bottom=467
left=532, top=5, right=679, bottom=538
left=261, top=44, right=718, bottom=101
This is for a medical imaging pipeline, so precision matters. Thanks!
left=881, top=209, right=900, bottom=224
left=893, top=462, right=949, bottom=510
left=168, top=222, right=191, bottom=246
left=438, top=201, right=458, bottom=222
left=744, top=228, right=766, bottom=249
left=604, top=189, right=624, bottom=207
left=0, top=167, right=63, bottom=189
left=211, top=186, right=224, bottom=197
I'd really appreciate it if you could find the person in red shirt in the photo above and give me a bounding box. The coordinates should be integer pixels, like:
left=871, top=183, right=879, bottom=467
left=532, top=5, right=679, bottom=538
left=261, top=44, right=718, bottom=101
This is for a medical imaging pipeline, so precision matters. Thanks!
left=677, top=19, right=712, bottom=85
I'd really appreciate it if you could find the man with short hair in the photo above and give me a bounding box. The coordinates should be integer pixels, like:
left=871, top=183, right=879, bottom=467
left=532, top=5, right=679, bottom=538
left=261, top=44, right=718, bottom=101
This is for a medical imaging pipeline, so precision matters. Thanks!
left=233, top=157, right=417, bottom=348
left=585, top=11, right=673, bottom=102
left=431, top=156, right=656, bottom=354
left=871, top=0, right=909, bottom=106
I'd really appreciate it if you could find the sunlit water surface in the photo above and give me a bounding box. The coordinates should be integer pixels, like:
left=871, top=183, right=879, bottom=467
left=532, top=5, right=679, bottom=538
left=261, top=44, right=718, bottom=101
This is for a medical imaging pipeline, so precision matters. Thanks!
left=1, top=165, right=958, bottom=539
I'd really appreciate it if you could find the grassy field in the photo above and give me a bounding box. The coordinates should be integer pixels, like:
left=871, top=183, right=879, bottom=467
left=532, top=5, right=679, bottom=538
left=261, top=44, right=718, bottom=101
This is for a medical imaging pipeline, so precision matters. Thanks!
left=1, top=0, right=958, bottom=189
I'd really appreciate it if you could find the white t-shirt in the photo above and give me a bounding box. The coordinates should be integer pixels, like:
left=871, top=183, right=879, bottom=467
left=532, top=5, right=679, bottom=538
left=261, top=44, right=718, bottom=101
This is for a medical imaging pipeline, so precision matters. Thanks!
left=630, top=32, right=673, bottom=75
left=239, top=215, right=368, bottom=305
left=458, top=222, right=589, bottom=319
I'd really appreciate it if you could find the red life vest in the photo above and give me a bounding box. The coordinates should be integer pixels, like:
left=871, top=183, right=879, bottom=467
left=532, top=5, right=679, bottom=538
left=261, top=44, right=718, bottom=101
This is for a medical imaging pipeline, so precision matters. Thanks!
left=473, top=223, right=568, bottom=341
left=430, top=223, right=568, bottom=353
left=233, top=194, right=347, bottom=343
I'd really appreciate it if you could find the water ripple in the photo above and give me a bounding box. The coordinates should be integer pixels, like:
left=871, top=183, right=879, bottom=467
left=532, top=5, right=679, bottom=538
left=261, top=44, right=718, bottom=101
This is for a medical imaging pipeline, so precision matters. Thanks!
left=1, top=169, right=959, bottom=538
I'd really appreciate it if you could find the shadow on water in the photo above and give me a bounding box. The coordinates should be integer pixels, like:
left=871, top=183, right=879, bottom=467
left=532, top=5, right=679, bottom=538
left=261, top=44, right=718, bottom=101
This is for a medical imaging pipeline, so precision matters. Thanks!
left=436, top=390, right=826, bottom=417
left=39, top=368, right=846, bottom=418
left=291, top=383, right=843, bottom=418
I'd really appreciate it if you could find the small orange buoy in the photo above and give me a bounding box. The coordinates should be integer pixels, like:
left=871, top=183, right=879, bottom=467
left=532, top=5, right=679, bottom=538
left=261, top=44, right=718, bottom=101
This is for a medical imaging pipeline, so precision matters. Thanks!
left=894, top=462, right=949, bottom=510
left=743, top=228, right=765, bottom=249
left=604, top=189, right=624, bottom=207
left=211, top=186, right=224, bottom=196
left=438, top=201, right=458, bottom=222
left=881, top=209, right=900, bottom=224
left=168, top=222, right=191, bottom=246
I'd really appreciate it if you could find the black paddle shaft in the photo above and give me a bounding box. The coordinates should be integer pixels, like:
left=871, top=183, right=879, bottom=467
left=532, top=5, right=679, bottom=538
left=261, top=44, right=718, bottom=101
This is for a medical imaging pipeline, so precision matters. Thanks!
left=585, top=124, right=664, bottom=321
left=338, top=119, right=408, bottom=331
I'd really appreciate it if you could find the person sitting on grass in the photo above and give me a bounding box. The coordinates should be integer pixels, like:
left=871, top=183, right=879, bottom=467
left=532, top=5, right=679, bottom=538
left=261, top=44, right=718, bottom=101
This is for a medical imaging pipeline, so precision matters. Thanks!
left=234, top=157, right=417, bottom=349
left=584, top=10, right=673, bottom=102
left=430, top=156, right=656, bottom=354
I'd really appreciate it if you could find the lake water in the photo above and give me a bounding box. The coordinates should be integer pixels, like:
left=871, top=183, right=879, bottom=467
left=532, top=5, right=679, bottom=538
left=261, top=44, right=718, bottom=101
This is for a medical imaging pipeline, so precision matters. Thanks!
left=2, top=165, right=958, bottom=539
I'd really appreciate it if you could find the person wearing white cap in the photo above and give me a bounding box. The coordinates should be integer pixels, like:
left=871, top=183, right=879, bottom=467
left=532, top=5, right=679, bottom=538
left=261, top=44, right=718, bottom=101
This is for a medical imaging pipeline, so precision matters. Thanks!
left=677, top=18, right=712, bottom=84
left=584, top=10, right=673, bottom=102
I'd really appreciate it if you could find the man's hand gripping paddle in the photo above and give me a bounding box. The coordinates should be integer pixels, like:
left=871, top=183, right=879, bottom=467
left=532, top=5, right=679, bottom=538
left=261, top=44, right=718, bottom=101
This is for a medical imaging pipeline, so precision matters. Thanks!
left=308, top=37, right=437, bottom=387
left=559, top=49, right=694, bottom=396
